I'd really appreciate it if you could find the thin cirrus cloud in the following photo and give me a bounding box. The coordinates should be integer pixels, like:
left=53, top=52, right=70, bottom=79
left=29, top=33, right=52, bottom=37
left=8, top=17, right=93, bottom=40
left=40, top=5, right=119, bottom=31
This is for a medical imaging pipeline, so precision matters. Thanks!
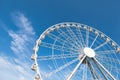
left=8, top=12, right=36, bottom=60
left=0, top=55, right=34, bottom=80
left=0, top=12, right=36, bottom=80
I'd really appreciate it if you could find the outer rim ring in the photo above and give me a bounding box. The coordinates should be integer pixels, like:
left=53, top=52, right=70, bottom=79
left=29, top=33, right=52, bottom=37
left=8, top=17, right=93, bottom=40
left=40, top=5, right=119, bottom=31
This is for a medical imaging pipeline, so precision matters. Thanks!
left=32, top=22, right=120, bottom=80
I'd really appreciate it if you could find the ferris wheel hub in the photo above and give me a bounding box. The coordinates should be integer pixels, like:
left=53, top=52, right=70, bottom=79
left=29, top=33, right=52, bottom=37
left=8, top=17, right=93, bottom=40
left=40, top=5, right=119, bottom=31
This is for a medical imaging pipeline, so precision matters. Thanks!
left=83, top=47, right=95, bottom=58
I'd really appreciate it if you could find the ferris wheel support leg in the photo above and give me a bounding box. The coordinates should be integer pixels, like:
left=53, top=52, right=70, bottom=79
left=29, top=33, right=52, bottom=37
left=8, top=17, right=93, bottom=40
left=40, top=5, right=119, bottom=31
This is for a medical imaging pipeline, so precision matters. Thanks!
left=92, top=58, right=108, bottom=80
left=66, top=55, right=86, bottom=80
left=93, top=57, right=116, bottom=80
left=87, top=59, right=102, bottom=80
left=87, top=61, right=97, bottom=79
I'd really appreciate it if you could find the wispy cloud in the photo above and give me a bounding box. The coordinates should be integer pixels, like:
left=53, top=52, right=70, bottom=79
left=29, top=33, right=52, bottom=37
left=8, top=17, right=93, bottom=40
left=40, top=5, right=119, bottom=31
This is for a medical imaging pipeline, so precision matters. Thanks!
left=11, top=12, right=35, bottom=35
left=0, top=55, right=34, bottom=80
left=8, top=12, right=36, bottom=60
left=1, top=12, right=36, bottom=80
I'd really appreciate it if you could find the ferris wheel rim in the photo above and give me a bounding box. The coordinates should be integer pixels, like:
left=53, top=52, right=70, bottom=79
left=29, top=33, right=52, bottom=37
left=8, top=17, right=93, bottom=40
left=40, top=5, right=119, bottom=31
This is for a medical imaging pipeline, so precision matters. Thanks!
left=32, top=22, right=120, bottom=80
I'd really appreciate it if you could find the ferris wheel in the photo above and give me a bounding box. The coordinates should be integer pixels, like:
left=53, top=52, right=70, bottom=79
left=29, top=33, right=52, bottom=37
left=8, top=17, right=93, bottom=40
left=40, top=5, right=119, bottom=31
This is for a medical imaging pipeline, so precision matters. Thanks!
left=31, top=22, right=120, bottom=80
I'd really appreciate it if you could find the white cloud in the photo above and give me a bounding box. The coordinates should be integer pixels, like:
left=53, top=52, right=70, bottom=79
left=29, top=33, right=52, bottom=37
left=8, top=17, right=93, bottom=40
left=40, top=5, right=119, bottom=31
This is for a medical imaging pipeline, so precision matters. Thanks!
left=11, top=12, right=35, bottom=35
left=0, top=55, right=34, bottom=80
left=8, top=12, right=36, bottom=60
left=3, top=12, right=37, bottom=80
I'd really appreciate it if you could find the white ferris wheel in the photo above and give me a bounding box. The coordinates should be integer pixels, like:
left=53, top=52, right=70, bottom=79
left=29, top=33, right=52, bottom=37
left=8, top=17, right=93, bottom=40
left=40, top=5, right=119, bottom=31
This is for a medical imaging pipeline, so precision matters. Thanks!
left=31, top=22, right=120, bottom=80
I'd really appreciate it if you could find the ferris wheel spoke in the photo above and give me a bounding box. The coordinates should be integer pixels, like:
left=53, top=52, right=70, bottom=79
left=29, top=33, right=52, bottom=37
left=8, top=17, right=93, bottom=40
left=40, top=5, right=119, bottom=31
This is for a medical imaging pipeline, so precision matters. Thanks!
left=73, top=27, right=85, bottom=48
left=81, top=62, right=89, bottom=80
left=75, top=29, right=83, bottom=49
left=34, top=22, right=120, bottom=80
left=67, top=55, right=86, bottom=80
left=97, top=58, right=120, bottom=74
left=90, top=34, right=99, bottom=48
left=86, top=28, right=89, bottom=47
left=48, top=33, right=78, bottom=49
left=40, top=42, right=78, bottom=53
left=93, top=57, right=116, bottom=80
left=45, top=58, right=79, bottom=77
left=94, top=41, right=108, bottom=50
left=48, top=33, right=67, bottom=44
left=81, top=63, right=86, bottom=80
left=77, top=27, right=86, bottom=47
left=88, top=60, right=102, bottom=80
left=37, top=53, right=78, bottom=61
left=66, top=27, right=83, bottom=48
left=57, top=29, right=80, bottom=49
left=92, top=58, right=109, bottom=80
left=96, top=56, right=120, bottom=76
left=95, top=50, right=116, bottom=55
left=53, top=35, right=79, bottom=53
left=84, top=59, right=88, bottom=80
left=96, top=55, right=120, bottom=65
left=88, top=58, right=102, bottom=80
left=96, top=56, right=113, bottom=67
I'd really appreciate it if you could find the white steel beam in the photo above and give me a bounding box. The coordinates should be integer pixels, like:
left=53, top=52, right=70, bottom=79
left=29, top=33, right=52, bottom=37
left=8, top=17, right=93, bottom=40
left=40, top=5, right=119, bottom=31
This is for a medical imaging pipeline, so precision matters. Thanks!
left=93, top=57, right=116, bottom=80
left=67, top=55, right=86, bottom=80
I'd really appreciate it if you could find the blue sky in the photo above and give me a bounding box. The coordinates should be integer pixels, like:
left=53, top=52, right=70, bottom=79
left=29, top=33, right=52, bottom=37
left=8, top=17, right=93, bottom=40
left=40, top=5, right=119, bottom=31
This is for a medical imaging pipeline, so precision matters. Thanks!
left=0, top=0, right=120, bottom=80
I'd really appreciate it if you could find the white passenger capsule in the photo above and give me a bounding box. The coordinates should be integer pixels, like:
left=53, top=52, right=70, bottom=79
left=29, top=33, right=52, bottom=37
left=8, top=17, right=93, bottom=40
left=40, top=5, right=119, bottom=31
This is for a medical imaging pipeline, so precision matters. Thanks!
left=31, top=64, right=37, bottom=71
left=36, top=39, right=41, bottom=45
left=34, top=74, right=40, bottom=80
left=77, top=25, right=81, bottom=28
left=55, top=25, right=59, bottom=29
left=72, top=24, right=76, bottom=27
left=111, top=42, right=116, bottom=47
left=31, top=54, right=36, bottom=61
left=106, top=38, right=110, bottom=42
left=89, top=28, right=93, bottom=32
left=61, top=24, right=64, bottom=27
left=45, top=30, right=50, bottom=35
left=50, top=27, right=54, bottom=32
left=95, top=31, right=99, bottom=35
left=117, top=47, right=120, bottom=52
left=83, top=26, right=87, bottom=30
left=66, top=24, right=70, bottom=27
left=101, top=34, right=105, bottom=38
left=40, top=34, right=45, bottom=40
left=33, top=46, right=39, bottom=52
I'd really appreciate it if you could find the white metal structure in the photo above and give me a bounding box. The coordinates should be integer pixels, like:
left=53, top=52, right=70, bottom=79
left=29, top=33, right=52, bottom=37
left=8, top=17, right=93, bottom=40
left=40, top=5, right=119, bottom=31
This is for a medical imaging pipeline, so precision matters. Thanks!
left=31, top=22, right=120, bottom=80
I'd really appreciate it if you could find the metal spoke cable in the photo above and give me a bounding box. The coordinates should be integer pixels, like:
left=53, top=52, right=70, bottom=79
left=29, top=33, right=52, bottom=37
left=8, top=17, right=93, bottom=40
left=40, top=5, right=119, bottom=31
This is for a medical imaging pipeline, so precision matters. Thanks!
left=90, top=34, right=99, bottom=48
left=40, top=42, right=78, bottom=53
left=82, top=63, right=86, bottom=80
left=45, top=58, right=79, bottom=77
left=66, top=27, right=82, bottom=48
left=96, top=58, right=120, bottom=74
left=37, top=53, right=78, bottom=60
left=87, top=58, right=102, bottom=80
left=94, top=41, right=108, bottom=50
left=77, top=27, right=86, bottom=47
left=32, top=22, right=120, bottom=80
left=86, top=28, right=89, bottom=47
left=57, top=28, right=80, bottom=49
left=67, top=55, right=86, bottom=80
left=85, top=59, right=88, bottom=80
left=75, top=28, right=84, bottom=48
left=48, top=33, right=79, bottom=50
left=96, top=56, right=120, bottom=72
left=92, top=58, right=108, bottom=80
left=95, top=50, right=117, bottom=55
left=96, top=55, right=120, bottom=64
left=93, top=57, right=116, bottom=80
